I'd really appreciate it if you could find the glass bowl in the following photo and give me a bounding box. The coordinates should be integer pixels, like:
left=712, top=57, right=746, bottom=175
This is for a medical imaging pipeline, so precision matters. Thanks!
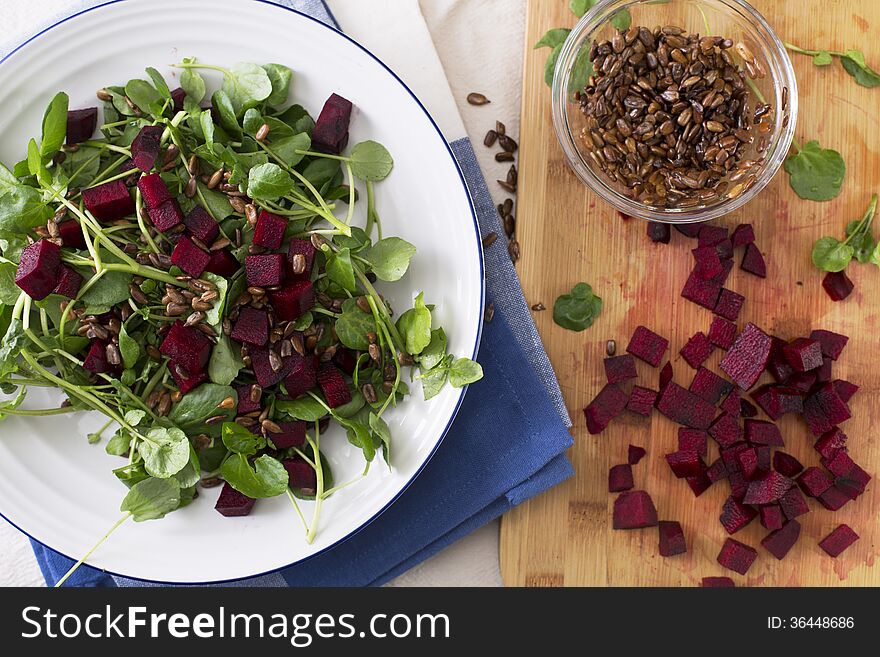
left=552, top=0, right=797, bottom=224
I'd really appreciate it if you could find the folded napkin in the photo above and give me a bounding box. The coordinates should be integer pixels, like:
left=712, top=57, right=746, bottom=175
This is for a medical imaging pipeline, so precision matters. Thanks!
left=12, top=0, right=574, bottom=587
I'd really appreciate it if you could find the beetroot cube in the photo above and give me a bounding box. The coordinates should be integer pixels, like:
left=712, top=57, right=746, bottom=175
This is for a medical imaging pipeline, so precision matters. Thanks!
left=206, top=249, right=240, bottom=277
left=236, top=384, right=261, bottom=415
left=680, top=332, right=714, bottom=369
left=83, top=341, right=111, bottom=374
left=149, top=199, right=184, bottom=233
left=333, top=348, right=358, bottom=375
left=604, top=354, right=637, bottom=384
left=721, top=442, right=749, bottom=471
left=608, top=464, right=634, bottom=492
left=714, top=288, right=745, bottom=322
left=761, top=519, right=801, bottom=560
left=797, top=467, right=833, bottom=498
left=171, top=235, right=210, bottom=277
left=675, top=224, right=701, bottom=238
left=803, top=383, right=851, bottom=436
left=728, top=471, right=748, bottom=499
left=842, top=464, right=871, bottom=494
left=780, top=487, right=810, bottom=519
left=246, top=254, right=286, bottom=287
left=815, top=357, right=833, bottom=383
left=783, top=338, right=823, bottom=372
left=737, top=448, right=759, bottom=479
left=785, top=372, right=816, bottom=394
left=707, top=458, right=728, bottom=482
left=809, top=329, right=848, bottom=360
left=159, top=321, right=212, bottom=374
left=709, top=258, right=735, bottom=286
left=743, top=471, right=793, bottom=505
left=82, top=179, right=135, bottom=222
left=250, top=346, right=295, bottom=388
left=253, top=210, right=287, bottom=249
left=231, top=307, right=269, bottom=346
left=720, top=323, right=772, bottom=390
left=282, top=457, right=317, bottom=493
left=626, top=325, right=668, bottom=367
left=751, top=385, right=783, bottom=420
left=66, top=108, right=97, bottom=144
left=284, top=354, right=318, bottom=399
left=681, top=270, right=722, bottom=310
left=287, top=238, right=317, bottom=281
left=773, top=451, right=803, bottom=478
left=760, top=505, right=784, bottom=531
left=776, top=386, right=804, bottom=415
left=819, top=524, right=859, bottom=558
left=647, top=221, right=671, bottom=243
left=583, top=383, right=629, bottom=434
left=821, top=450, right=855, bottom=478
left=817, top=486, right=850, bottom=511
left=171, top=367, right=207, bottom=395
left=628, top=445, right=647, bottom=465
left=184, top=206, right=219, bottom=244
left=214, top=482, right=256, bottom=517
left=665, top=450, right=705, bottom=478
left=767, top=338, right=794, bottom=383
left=269, top=282, right=315, bottom=322
left=626, top=386, right=656, bottom=417
left=731, top=223, right=755, bottom=248
left=709, top=413, right=743, bottom=448
left=657, top=382, right=716, bottom=429
left=312, top=93, right=353, bottom=154
left=317, top=363, right=352, bottom=408
left=612, top=490, right=658, bottom=529
left=15, top=239, right=61, bottom=300
left=692, top=246, right=723, bottom=280
left=131, top=124, right=164, bottom=172
left=658, top=521, right=687, bottom=556
left=708, top=316, right=737, bottom=350
left=690, top=367, right=733, bottom=404
left=699, top=225, right=728, bottom=246
left=659, top=361, right=674, bottom=393
left=53, top=266, right=82, bottom=299
left=756, top=445, right=771, bottom=473
left=57, top=220, right=86, bottom=249
left=137, top=172, right=172, bottom=208
left=679, top=428, right=708, bottom=457
left=814, top=427, right=848, bottom=459
left=740, top=243, right=767, bottom=278
left=701, top=577, right=735, bottom=587
left=822, top=271, right=854, bottom=301
left=721, top=388, right=742, bottom=417
left=834, top=474, right=865, bottom=501
left=271, top=420, right=306, bottom=449
left=687, top=470, right=713, bottom=497
left=170, top=87, right=186, bottom=111
left=715, top=239, right=734, bottom=260
left=717, top=538, right=757, bottom=575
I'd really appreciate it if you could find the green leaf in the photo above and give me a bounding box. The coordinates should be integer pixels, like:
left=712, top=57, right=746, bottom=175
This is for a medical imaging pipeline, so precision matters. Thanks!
left=335, top=297, right=377, bottom=351
left=419, top=328, right=447, bottom=371
left=105, top=429, right=132, bottom=456
left=870, top=240, right=880, bottom=266
left=343, top=419, right=375, bottom=462
left=850, top=230, right=877, bottom=264
left=350, top=141, right=394, bottom=181
left=270, top=132, right=311, bottom=167
left=553, top=282, right=603, bottom=331
left=568, top=45, right=594, bottom=94
left=80, top=271, right=133, bottom=309
left=811, top=236, right=853, bottom=272
left=276, top=395, right=327, bottom=421
left=0, top=319, right=25, bottom=378
left=333, top=388, right=366, bottom=419
left=220, top=453, right=288, bottom=498
left=222, top=62, right=273, bottom=115
left=0, top=262, right=19, bottom=305
left=138, top=427, right=190, bottom=478
left=325, top=247, right=358, bottom=293
left=120, top=477, right=181, bottom=521
left=361, top=237, right=416, bottom=282
left=125, top=79, right=161, bottom=114
left=27, top=138, right=49, bottom=187
left=124, top=409, right=146, bottom=426
left=118, top=324, right=140, bottom=369
left=448, top=357, right=484, bottom=387
left=200, top=110, right=215, bottom=153
left=420, top=365, right=448, bottom=401
left=211, top=90, right=241, bottom=139
left=173, top=445, right=201, bottom=489
left=208, top=334, right=244, bottom=385
left=784, top=141, right=845, bottom=202
left=180, top=65, right=206, bottom=103
left=610, top=9, right=632, bottom=30
left=840, top=49, right=880, bottom=87
left=0, top=385, right=26, bottom=421
left=222, top=421, right=266, bottom=456
left=145, top=67, right=171, bottom=99
left=61, top=145, right=101, bottom=187
left=396, top=292, right=432, bottom=355
left=813, top=51, right=833, bottom=66
left=535, top=28, right=571, bottom=49
left=40, top=92, right=69, bottom=162
left=368, top=412, right=391, bottom=463
left=0, top=164, right=52, bottom=233
left=263, top=63, right=293, bottom=107
left=168, top=383, right=235, bottom=430
left=301, top=157, right=339, bottom=188
left=196, top=182, right=234, bottom=221
left=247, top=163, right=293, bottom=201
left=545, top=43, right=564, bottom=87
left=292, top=311, right=313, bottom=331
left=569, top=0, right=590, bottom=16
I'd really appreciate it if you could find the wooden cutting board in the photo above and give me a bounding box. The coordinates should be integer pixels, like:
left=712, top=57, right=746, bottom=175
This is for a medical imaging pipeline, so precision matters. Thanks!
left=500, top=0, right=880, bottom=586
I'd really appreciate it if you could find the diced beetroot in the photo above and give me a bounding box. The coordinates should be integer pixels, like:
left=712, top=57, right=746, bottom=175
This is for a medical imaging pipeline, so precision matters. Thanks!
left=775, top=386, right=804, bottom=416
left=184, top=206, right=220, bottom=244
left=699, top=225, right=728, bottom=247
left=750, top=385, right=783, bottom=420
left=681, top=270, right=722, bottom=310
left=715, top=238, right=734, bottom=260
left=692, top=246, right=723, bottom=280
left=608, top=464, right=634, bottom=492
left=819, top=524, right=859, bottom=558
left=709, top=413, right=743, bottom=448
left=803, top=382, right=851, bottom=436
left=809, top=329, right=848, bottom=360
left=680, top=331, right=714, bottom=369
left=612, top=490, right=658, bottom=529
left=708, top=316, right=737, bottom=350
left=82, top=341, right=111, bottom=374
left=780, top=487, right=810, bottom=519
left=740, top=243, right=767, bottom=278
left=817, top=485, right=850, bottom=511
left=214, top=482, right=256, bottom=517
left=231, top=307, right=269, bottom=346
left=130, top=125, right=164, bottom=172
left=53, top=266, right=82, bottom=299
left=236, top=384, right=261, bottom=415
left=665, top=450, right=705, bottom=478
left=270, top=281, right=315, bottom=323
left=626, top=325, right=668, bottom=367
left=170, top=87, right=186, bottom=112
left=782, top=337, right=823, bottom=372
left=822, top=271, right=853, bottom=301
left=834, top=474, right=865, bottom=501
left=149, top=198, right=185, bottom=233
left=756, top=445, right=771, bottom=474
left=815, top=357, right=833, bottom=383
left=797, top=466, right=833, bottom=498
left=760, top=505, right=784, bottom=531
left=647, top=221, right=671, bottom=243
left=657, top=382, right=716, bottom=429
left=205, top=249, right=240, bottom=277
left=721, top=442, right=749, bottom=472
left=814, top=427, right=848, bottom=460
left=171, top=367, right=207, bottom=394
left=709, top=258, right=735, bottom=286
left=284, top=353, right=318, bottom=399
left=690, top=367, right=733, bottom=404
left=66, top=108, right=97, bottom=144
left=761, top=519, right=801, bottom=560
left=253, top=210, right=287, bottom=249
left=728, top=471, right=748, bottom=499
left=659, top=361, right=674, bottom=393
left=583, top=383, right=630, bottom=434
left=333, top=348, right=358, bottom=375
left=737, top=448, right=759, bottom=480
left=246, top=254, right=286, bottom=287
left=731, top=223, right=755, bottom=248
left=686, top=469, right=713, bottom=497
left=767, top=337, right=794, bottom=383
left=604, top=355, right=637, bottom=384
left=171, top=235, right=210, bottom=277
left=626, top=386, right=656, bottom=417
left=15, top=239, right=61, bottom=300
left=678, top=428, right=708, bottom=457
left=701, top=576, right=735, bottom=587
left=658, top=521, right=687, bottom=556
left=270, top=421, right=306, bottom=449
left=287, top=238, right=317, bottom=281
left=249, top=346, right=295, bottom=388
left=707, top=458, right=728, bottom=483
left=137, top=172, right=172, bottom=208
left=717, top=538, right=757, bottom=575
left=283, top=457, right=318, bottom=492
left=720, top=388, right=741, bottom=417
left=675, top=224, right=701, bottom=238
left=720, top=323, right=772, bottom=390
left=784, top=372, right=816, bottom=394
left=159, top=321, right=212, bottom=374
left=57, top=220, right=86, bottom=249
left=628, top=445, right=647, bottom=465
left=714, top=288, right=744, bottom=322
left=821, top=450, right=855, bottom=478
left=312, top=93, right=353, bottom=154
left=743, top=471, right=793, bottom=504
left=82, top=179, right=135, bottom=222
left=842, top=464, right=871, bottom=494
left=317, top=363, right=352, bottom=408
left=772, top=451, right=803, bottom=478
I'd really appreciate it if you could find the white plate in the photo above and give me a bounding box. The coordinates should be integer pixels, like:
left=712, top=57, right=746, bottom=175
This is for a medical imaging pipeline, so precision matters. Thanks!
left=0, top=0, right=483, bottom=583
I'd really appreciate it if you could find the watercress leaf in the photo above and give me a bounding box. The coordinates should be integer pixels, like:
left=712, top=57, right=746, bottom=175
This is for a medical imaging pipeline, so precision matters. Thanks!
left=871, top=240, right=880, bottom=266
left=811, top=236, right=853, bottom=272
left=61, top=145, right=102, bottom=187
left=120, top=476, right=181, bottom=522
left=118, top=324, right=140, bottom=369
left=196, top=182, right=235, bottom=221
left=344, top=420, right=375, bottom=462
left=333, top=388, right=365, bottom=419
left=138, top=427, right=190, bottom=478
left=368, top=412, right=391, bottom=462
left=0, top=164, right=52, bottom=232
left=200, top=110, right=215, bottom=153
left=263, top=63, right=293, bottom=107
left=168, top=383, right=236, bottom=430
left=0, top=262, right=19, bottom=305
left=276, top=395, right=327, bottom=421
left=173, top=445, right=201, bottom=489
left=420, top=366, right=448, bottom=400
left=220, top=453, right=288, bottom=498
left=568, top=45, right=594, bottom=95
left=334, top=226, right=371, bottom=252
left=350, top=141, right=394, bottom=181
left=180, top=66, right=206, bottom=104
left=448, top=357, right=484, bottom=387
left=222, top=421, right=266, bottom=455
left=361, top=237, right=416, bottom=282
left=325, top=247, right=358, bottom=293
left=545, top=43, right=564, bottom=87
left=247, top=163, right=293, bottom=201
left=208, top=334, right=244, bottom=386
left=242, top=108, right=264, bottom=136
left=569, top=0, right=591, bottom=16
left=610, top=8, right=632, bottom=30
left=812, top=50, right=833, bottom=66
left=275, top=103, right=315, bottom=135
left=145, top=66, right=171, bottom=99
left=419, top=328, right=447, bottom=371
left=105, top=429, right=132, bottom=456
left=783, top=140, right=845, bottom=201
left=840, top=49, right=880, bottom=88
left=40, top=92, right=69, bottom=162
left=395, top=292, right=432, bottom=355
left=222, top=62, right=273, bottom=115
left=0, top=385, right=26, bottom=421
left=535, top=28, right=570, bottom=49
left=125, top=79, right=161, bottom=115
left=124, top=409, right=146, bottom=426
left=0, top=319, right=25, bottom=378
left=211, top=90, right=241, bottom=139
left=292, top=311, right=313, bottom=331
left=27, top=138, right=50, bottom=187
left=335, top=298, right=377, bottom=351
left=80, top=271, right=133, bottom=309
left=301, top=157, right=339, bottom=188
left=270, top=132, right=311, bottom=167
left=553, top=282, right=603, bottom=331
left=852, top=232, right=877, bottom=264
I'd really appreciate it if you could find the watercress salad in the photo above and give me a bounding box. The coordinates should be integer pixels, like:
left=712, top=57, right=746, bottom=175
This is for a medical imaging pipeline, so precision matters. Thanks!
left=0, top=58, right=482, bottom=583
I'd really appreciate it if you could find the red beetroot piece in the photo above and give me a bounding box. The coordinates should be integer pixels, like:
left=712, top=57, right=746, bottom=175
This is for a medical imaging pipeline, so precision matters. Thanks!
left=608, top=464, right=634, bottom=492
left=231, top=307, right=269, bottom=346
left=834, top=471, right=868, bottom=501
left=214, top=482, right=256, bottom=517
left=657, top=382, right=716, bottom=429
left=701, top=577, right=735, bottom=588
left=236, top=384, right=261, bottom=415
left=659, top=361, right=674, bottom=394
left=721, top=442, right=749, bottom=473
left=773, top=451, right=804, bottom=478
left=780, top=487, right=810, bottom=519
left=721, top=388, right=742, bottom=417
left=317, top=363, right=352, bottom=408
left=709, top=258, right=734, bottom=286
left=720, top=496, right=757, bottom=534
left=783, top=337, right=823, bottom=372
left=809, top=329, right=848, bottom=360
left=253, top=210, right=287, bottom=249
left=767, top=337, right=794, bottom=383
left=679, top=428, right=708, bottom=457
left=159, top=321, right=212, bottom=375
left=130, top=125, right=164, bottom=172
left=737, top=448, right=760, bottom=480
left=626, top=325, right=668, bottom=367
left=717, top=538, right=757, bottom=575
left=170, top=87, right=186, bottom=112
left=714, top=288, right=745, bottom=322
left=626, top=386, right=656, bottom=417
left=681, top=270, right=722, bottom=310
left=136, top=172, right=172, bottom=208
left=83, top=341, right=111, bottom=374
left=822, top=271, right=854, bottom=301
left=628, top=445, right=647, bottom=465
left=750, top=385, right=783, bottom=420
left=699, top=225, right=728, bottom=246
left=814, top=427, right=848, bottom=460
left=270, top=421, right=306, bottom=449
left=785, top=372, right=816, bottom=394
left=205, top=249, right=240, bottom=277
left=821, top=450, right=855, bottom=478
left=692, top=246, right=723, bottom=280
left=183, top=206, right=219, bottom=244
left=82, top=179, right=135, bottom=222
left=57, top=220, right=86, bottom=249
left=53, top=266, right=82, bottom=299
left=283, top=457, right=318, bottom=493
left=715, top=238, right=734, bottom=260
left=246, top=253, right=286, bottom=287
left=284, top=353, right=318, bottom=399
left=647, top=222, right=671, bottom=243
left=171, top=368, right=207, bottom=395
left=818, top=485, right=850, bottom=511
left=803, top=383, right=851, bottom=436
left=675, top=224, right=701, bottom=238
left=658, top=521, right=687, bottom=556
left=66, top=108, right=97, bottom=143
left=15, top=239, right=61, bottom=300
left=760, top=505, right=784, bottom=531
left=743, top=471, right=793, bottom=505
left=171, top=235, right=210, bottom=277
left=665, top=450, right=705, bottom=478
left=583, top=383, right=629, bottom=434
left=720, top=323, right=772, bottom=390
left=690, top=367, right=733, bottom=404
left=680, top=331, right=714, bottom=369
left=833, top=380, right=859, bottom=403
left=816, top=357, right=833, bottom=383
left=731, top=223, right=755, bottom=248
left=775, top=386, right=804, bottom=416
left=604, top=354, right=637, bottom=384
left=612, top=490, right=658, bottom=529
left=312, top=93, right=353, bottom=154
left=288, top=238, right=316, bottom=280
left=728, top=471, right=748, bottom=499
left=797, top=466, right=833, bottom=498
left=819, top=524, right=859, bottom=557
left=709, top=413, right=743, bottom=448
left=708, top=316, right=737, bottom=350
left=686, top=469, right=713, bottom=497
left=249, top=347, right=294, bottom=388
left=149, top=199, right=185, bottom=233
left=333, top=348, right=358, bottom=375
left=707, top=458, right=728, bottom=483
left=740, top=243, right=767, bottom=278
left=761, top=519, right=801, bottom=560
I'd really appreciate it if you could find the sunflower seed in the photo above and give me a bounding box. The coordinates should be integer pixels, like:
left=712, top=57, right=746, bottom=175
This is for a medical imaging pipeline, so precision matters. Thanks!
left=467, top=92, right=490, bottom=105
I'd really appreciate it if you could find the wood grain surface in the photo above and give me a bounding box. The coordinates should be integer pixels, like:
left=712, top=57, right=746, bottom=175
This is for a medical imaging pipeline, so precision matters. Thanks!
left=500, top=0, right=880, bottom=586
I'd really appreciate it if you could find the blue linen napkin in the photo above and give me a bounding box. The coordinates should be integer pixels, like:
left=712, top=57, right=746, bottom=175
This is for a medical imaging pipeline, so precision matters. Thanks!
left=13, top=0, right=574, bottom=587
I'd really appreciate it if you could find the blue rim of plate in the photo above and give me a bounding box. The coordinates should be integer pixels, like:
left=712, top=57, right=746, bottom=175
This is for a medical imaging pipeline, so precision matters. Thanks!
left=0, top=0, right=485, bottom=585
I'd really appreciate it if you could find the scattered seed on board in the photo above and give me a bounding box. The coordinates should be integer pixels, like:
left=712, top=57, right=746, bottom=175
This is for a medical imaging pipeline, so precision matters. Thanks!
left=606, top=340, right=617, bottom=356
left=508, top=239, right=520, bottom=263
left=507, top=165, right=517, bottom=186
left=495, top=121, right=506, bottom=136
left=482, top=232, right=498, bottom=248
left=495, top=151, right=515, bottom=162
left=497, top=180, right=516, bottom=193
left=531, top=302, right=546, bottom=311
left=484, top=302, right=495, bottom=323
left=484, top=130, right=498, bottom=147
left=498, top=134, right=518, bottom=152
left=467, top=92, right=490, bottom=105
